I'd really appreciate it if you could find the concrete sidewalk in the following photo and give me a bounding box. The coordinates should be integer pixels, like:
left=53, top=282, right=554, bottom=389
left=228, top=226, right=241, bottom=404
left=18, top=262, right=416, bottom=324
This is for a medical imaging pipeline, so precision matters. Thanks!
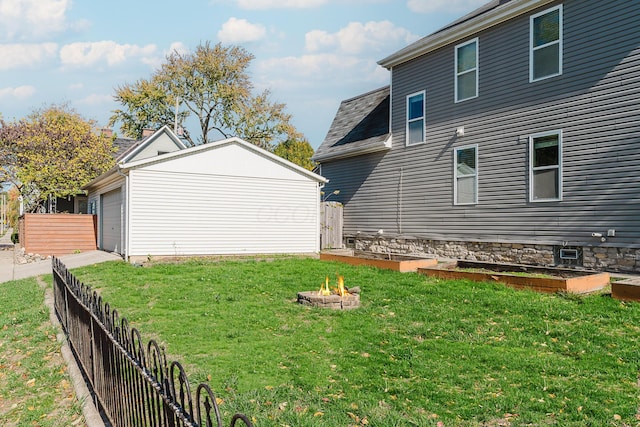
left=0, top=229, right=123, bottom=283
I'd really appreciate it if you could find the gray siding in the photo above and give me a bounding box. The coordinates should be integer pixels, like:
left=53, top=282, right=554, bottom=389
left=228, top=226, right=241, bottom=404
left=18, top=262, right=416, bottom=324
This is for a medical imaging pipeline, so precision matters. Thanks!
left=323, top=0, right=640, bottom=249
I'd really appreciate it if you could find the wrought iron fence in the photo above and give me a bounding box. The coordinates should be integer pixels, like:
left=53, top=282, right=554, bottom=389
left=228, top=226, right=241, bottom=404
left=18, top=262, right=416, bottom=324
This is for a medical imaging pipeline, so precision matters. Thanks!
left=52, top=257, right=253, bottom=427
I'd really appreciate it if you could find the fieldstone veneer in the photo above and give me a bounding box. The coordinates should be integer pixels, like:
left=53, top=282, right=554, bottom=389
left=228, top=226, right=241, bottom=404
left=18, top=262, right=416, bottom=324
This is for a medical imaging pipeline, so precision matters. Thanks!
left=352, top=237, right=640, bottom=273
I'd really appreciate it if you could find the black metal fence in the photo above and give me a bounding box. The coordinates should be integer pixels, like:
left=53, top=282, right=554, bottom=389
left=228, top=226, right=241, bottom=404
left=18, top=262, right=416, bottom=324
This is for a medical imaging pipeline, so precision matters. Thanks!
left=52, top=257, right=253, bottom=427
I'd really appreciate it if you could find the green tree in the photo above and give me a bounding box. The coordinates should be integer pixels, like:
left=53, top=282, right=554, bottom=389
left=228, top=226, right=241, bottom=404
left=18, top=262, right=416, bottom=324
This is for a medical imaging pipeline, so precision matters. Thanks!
left=111, top=77, right=187, bottom=143
left=273, top=138, right=316, bottom=171
left=110, top=42, right=298, bottom=149
left=0, top=105, right=115, bottom=212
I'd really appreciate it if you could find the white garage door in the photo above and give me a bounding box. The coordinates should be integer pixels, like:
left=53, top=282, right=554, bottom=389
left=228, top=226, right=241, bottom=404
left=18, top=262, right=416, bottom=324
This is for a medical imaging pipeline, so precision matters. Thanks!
left=101, top=188, right=122, bottom=253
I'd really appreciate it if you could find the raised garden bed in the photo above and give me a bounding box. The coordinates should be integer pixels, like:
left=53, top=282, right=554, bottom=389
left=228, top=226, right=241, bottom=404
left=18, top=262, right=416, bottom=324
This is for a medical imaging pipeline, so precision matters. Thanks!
left=320, top=251, right=437, bottom=272
left=611, top=277, right=640, bottom=302
left=418, top=260, right=610, bottom=294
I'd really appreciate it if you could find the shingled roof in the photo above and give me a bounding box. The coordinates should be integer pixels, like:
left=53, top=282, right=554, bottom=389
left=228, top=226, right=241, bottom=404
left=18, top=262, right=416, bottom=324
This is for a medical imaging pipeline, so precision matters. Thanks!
left=312, top=86, right=391, bottom=162
left=112, top=137, right=141, bottom=161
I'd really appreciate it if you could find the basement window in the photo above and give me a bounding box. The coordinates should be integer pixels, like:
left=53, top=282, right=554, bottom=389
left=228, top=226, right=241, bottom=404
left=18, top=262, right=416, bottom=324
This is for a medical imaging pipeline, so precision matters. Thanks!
left=554, top=246, right=583, bottom=267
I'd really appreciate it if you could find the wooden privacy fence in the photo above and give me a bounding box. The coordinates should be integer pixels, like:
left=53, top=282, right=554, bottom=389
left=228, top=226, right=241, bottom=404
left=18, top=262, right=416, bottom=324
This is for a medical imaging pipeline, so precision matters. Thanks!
left=320, top=202, right=343, bottom=250
left=52, top=257, right=253, bottom=427
left=20, top=213, right=97, bottom=255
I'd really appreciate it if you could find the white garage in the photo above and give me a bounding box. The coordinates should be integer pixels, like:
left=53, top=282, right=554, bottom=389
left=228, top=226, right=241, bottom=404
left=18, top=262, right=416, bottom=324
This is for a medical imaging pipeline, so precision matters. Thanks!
left=84, top=127, right=327, bottom=261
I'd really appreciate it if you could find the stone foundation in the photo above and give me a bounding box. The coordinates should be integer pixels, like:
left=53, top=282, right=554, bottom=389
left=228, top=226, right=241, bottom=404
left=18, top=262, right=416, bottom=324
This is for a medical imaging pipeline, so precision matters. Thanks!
left=351, top=236, right=640, bottom=273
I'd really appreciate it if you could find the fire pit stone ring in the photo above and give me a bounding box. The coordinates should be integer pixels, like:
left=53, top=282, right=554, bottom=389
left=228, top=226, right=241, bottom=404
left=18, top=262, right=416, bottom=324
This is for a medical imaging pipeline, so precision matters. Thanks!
left=297, top=291, right=360, bottom=310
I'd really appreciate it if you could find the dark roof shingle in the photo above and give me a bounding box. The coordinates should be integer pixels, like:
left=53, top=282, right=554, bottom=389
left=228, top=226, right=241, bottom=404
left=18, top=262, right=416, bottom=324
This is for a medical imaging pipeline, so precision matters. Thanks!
left=313, top=86, right=391, bottom=162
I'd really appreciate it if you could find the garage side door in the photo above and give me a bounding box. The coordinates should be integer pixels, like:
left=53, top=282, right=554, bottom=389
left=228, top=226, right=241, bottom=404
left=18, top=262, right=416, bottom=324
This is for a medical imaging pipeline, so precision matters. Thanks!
left=101, top=188, right=122, bottom=253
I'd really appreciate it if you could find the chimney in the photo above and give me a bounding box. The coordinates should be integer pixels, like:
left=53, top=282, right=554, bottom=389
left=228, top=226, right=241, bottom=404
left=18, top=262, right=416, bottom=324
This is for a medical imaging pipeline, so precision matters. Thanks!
left=142, top=128, right=155, bottom=138
left=100, top=128, right=113, bottom=138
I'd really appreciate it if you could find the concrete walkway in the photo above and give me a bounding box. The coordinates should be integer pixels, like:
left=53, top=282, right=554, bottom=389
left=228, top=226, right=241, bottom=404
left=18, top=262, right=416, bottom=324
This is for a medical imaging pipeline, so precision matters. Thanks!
left=1, top=227, right=120, bottom=426
left=0, top=228, right=122, bottom=283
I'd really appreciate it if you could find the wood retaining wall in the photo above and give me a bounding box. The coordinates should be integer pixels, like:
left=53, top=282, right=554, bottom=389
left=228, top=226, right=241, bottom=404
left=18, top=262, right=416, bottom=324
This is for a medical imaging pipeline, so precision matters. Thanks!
left=19, top=214, right=97, bottom=255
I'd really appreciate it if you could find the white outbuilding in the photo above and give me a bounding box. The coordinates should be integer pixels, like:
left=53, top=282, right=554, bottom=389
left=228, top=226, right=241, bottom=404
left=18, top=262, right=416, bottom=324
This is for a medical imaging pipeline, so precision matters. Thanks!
left=84, top=127, right=327, bottom=261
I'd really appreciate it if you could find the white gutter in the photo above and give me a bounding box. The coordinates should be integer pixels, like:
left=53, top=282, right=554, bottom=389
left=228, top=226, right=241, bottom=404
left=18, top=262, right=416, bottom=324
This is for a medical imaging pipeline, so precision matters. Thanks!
left=312, top=135, right=392, bottom=163
left=378, top=0, right=554, bottom=69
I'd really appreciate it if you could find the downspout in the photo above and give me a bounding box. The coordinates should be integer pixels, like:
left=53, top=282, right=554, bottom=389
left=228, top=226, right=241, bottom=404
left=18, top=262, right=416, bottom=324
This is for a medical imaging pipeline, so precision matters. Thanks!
left=398, top=167, right=403, bottom=235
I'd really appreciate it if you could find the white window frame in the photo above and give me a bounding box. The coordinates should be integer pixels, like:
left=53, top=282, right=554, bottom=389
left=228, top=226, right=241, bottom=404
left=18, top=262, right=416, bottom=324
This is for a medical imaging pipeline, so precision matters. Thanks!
left=454, top=144, right=478, bottom=205
left=406, top=90, right=426, bottom=146
left=530, top=4, right=563, bottom=82
left=454, top=38, right=479, bottom=103
left=529, top=130, right=562, bottom=202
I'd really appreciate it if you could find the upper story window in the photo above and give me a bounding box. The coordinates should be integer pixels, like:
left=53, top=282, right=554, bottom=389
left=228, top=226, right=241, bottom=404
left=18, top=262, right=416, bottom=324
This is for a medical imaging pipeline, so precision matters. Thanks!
left=454, top=145, right=478, bottom=205
left=455, top=38, right=478, bottom=102
left=530, top=130, right=562, bottom=202
left=530, top=5, right=563, bottom=82
left=406, top=91, right=425, bottom=146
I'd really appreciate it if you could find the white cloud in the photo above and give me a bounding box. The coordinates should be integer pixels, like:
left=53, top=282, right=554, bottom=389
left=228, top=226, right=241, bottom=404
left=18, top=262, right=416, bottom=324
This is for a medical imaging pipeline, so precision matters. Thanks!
left=0, top=0, right=70, bottom=40
left=305, top=21, right=418, bottom=55
left=217, top=18, right=267, bottom=44
left=76, top=93, right=113, bottom=106
left=166, top=42, right=190, bottom=56
left=137, top=42, right=190, bottom=70
left=256, top=53, right=388, bottom=93
left=68, top=82, right=84, bottom=90
left=234, top=0, right=328, bottom=9
left=0, top=43, right=58, bottom=69
left=0, top=85, right=36, bottom=99
left=59, top=41, right=158, bottom=67
left=260, top=54, right=360, bottom=78
left=407, top=0, right=486, bottom=13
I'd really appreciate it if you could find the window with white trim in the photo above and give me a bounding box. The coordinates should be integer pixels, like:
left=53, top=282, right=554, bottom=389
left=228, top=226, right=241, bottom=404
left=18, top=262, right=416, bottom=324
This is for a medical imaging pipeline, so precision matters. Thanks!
left=406, top=91, right=425, bottom=145
left=530, top=5, right=562, bottom=82
left=455, top=38, right=478, bottom=102
left=530, top=130, right=562, bottom=202
left=454, top=145, right=478, bottom=205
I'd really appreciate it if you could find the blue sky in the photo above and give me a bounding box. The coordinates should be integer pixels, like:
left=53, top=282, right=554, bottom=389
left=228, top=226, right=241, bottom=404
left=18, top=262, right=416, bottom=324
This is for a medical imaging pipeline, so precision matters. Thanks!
left=0, top=0, right=486, bottom=148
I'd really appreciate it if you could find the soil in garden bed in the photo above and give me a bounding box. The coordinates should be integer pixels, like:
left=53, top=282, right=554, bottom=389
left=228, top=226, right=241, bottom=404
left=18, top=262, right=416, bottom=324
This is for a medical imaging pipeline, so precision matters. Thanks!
left=419, top=260, right=610, bottom=294
left=442, top=260, right=597, bottom=279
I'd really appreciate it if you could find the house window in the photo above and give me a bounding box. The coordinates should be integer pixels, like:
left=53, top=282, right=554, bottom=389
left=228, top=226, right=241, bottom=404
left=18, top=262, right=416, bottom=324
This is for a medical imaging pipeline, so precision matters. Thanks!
left=454, top=145, right=478, bottom=205
left=530, top=5, right=562, bottom=82
left=455, top=38, right=478, bottom=102
left=530, top=130, right=562, bottom=202
left=406, top=91, right=425, bottom=145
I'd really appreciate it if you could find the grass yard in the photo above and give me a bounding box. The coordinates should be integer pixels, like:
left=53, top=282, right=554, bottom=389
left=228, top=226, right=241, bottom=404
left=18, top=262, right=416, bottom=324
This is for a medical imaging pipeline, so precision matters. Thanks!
left=72, top=258, right=640, bottom=426
left=0, top=277, right=84, bottom=426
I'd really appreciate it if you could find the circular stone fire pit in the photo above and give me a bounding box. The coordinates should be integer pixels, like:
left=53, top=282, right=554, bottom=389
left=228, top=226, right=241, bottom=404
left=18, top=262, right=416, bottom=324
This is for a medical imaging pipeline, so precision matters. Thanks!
left=297, top=291, right=360, bottom=310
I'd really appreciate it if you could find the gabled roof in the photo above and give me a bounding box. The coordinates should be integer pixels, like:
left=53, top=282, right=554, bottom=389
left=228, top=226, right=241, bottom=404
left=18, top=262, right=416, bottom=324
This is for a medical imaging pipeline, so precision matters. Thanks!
left=122, top=136, right=327, bottom=183
left=378, top=0, right=554, bottom=69
left=112, top=137, right=139, bottom=161
left=85, top=134, right=326, bottom=190
left=118, top=125, right=187, bottom=163
left=312, top=86, right=391, bottom=163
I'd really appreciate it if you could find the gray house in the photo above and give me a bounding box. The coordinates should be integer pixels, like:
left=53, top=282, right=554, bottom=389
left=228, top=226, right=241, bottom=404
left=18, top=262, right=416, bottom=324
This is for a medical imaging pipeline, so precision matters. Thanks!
left=313, top=0, right=640, bottom=272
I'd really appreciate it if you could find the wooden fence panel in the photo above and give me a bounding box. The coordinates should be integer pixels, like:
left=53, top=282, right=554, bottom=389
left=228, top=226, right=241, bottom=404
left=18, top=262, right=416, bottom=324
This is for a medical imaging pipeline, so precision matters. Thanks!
left=320, top=202, right=343, bottom=250
left=21, top=213, right=97, bottom=255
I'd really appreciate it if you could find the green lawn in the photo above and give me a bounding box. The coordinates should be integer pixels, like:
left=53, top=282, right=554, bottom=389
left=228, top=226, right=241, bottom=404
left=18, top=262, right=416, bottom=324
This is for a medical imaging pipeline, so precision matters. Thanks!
left=0, top=277, right=84, bottom=426
left=72, top=258, right=640, bottom=426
